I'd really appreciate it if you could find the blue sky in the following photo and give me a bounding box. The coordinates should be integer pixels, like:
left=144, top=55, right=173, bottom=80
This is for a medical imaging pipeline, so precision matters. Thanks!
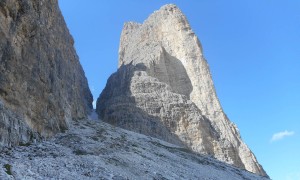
left=59, top=1, right=300, bottom=179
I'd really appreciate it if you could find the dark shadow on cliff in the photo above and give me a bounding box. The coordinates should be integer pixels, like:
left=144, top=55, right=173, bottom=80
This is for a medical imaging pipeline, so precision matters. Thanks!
left=148, top=47, right=193, bottom=98
left=96, top=62, right=185, bottom=146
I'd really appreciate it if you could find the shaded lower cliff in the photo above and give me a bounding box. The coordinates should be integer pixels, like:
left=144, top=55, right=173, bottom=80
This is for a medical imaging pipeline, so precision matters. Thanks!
left=0, top=0, right=92, bottom=148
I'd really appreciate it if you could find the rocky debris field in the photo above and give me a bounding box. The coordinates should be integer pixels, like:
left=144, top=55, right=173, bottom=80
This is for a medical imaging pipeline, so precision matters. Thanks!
left=0, top=118, right=269, bottom=180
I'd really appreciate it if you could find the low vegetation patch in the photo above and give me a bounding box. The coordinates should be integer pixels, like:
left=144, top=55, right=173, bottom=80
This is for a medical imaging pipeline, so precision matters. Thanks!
left=4, top=164, right=12, bottom=175
left=73, top=149, right=89, bottom=156
left=19, top=142, right=31, bottom=147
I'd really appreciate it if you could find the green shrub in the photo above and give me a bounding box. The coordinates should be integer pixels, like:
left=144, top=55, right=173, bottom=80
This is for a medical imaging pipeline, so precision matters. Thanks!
left=4, top=164, right=12, bottom=175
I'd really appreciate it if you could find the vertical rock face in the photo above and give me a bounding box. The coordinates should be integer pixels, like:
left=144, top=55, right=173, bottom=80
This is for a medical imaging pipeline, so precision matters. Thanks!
left=97, top=4, right=267, bottom=176
left=0, top=0, right=93, bottom=148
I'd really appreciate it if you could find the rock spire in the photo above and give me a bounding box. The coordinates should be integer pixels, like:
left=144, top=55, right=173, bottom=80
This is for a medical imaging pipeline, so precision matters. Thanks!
left=97, top=4, right=267, bottom=176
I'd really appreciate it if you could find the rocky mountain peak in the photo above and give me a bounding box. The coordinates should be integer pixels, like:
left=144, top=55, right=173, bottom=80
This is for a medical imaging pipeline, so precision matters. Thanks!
left=0, top=1, right=269, bottom=178
left=98, top=4, right=268, bottom=176
left=146, top=4, right=187, bottom=24
left=119, top=4, right=201, bottom=68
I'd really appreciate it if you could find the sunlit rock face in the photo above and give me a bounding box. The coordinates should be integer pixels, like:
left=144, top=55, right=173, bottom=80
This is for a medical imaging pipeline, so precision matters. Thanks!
left=0, top=0, right=92, bottom=148
left=97, top=4, right=267, bottom=176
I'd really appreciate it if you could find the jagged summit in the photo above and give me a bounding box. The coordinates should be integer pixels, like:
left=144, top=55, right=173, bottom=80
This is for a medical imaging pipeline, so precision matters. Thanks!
left=157, top=3, right=178, bottom=10
left=145, top=4, right=187, bottom=23
left=97, top=4, right=268, bottom=176
left=119, top=3, right=202, bottom=67
left=121, top=4, right=186, bottom=41
left=149, top=4, right=186, bottom=21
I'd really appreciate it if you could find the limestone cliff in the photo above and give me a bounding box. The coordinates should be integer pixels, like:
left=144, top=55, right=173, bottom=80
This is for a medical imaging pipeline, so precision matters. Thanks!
left=0, top=0, right=92, bottom=148
left=97, top=4, right=267, bottom=176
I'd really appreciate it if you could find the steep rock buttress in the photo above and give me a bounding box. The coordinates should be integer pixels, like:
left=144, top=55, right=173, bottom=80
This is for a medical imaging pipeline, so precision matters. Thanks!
left=0, top=0, right=92, bottom=148
left=97, top=4, right=267, bottom=176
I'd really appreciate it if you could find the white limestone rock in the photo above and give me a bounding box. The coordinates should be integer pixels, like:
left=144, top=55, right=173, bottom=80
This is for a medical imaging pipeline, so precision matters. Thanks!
left=97, top=4, right=267, bottom=176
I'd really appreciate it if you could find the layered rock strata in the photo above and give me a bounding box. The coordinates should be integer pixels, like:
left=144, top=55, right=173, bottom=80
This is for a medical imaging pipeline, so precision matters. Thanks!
left=97, top=4, right=267, bottom=176
left=0, top=0, right=92, bottom=148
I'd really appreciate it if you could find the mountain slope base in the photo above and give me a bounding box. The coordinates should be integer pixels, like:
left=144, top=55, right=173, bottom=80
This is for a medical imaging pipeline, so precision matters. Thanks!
left=0, top=119, right=269, bottom=180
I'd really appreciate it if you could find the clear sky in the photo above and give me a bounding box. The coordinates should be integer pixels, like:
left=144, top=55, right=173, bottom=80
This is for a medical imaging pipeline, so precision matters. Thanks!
left=59, top=1, right=300, bottom=179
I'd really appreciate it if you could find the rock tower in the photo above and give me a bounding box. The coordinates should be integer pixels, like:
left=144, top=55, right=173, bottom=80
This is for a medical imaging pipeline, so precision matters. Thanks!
left=97, top=4, right=267, bottom=176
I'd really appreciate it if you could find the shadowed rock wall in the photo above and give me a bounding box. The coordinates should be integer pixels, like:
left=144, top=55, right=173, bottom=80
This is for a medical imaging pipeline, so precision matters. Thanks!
left=0, top=0, right=92, bottom=148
